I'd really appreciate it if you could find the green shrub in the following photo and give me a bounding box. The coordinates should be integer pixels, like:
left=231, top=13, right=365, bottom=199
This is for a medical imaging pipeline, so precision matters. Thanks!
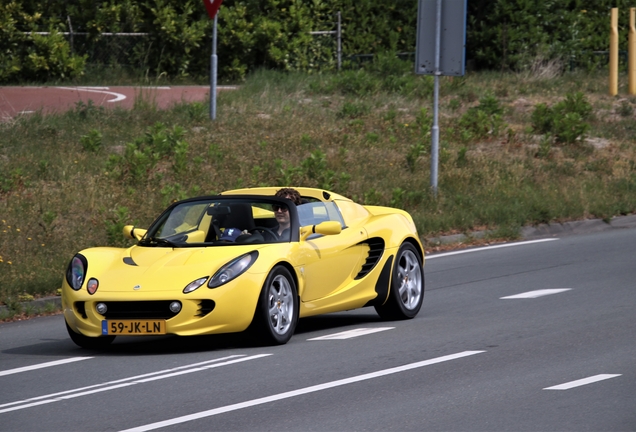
left=337, top=101, right=370, bottom=119
left=106, top=122, right=189, bottom=182
left=554, top=112, right=590, bottom=144
left=531, top=92, right=592, bottom=143
left=104, top=206, right=132, bottom=246
left=406, top=142, right=426, bottom=173
left=555, top=91, right=593, bottom=120
left=531, top=103, right=554, bottom=134
left=0, top=2, right=86, bottom=83
left=458, top=95, right=505, bottom=142
left=80, top=129, right=102, bottom=152
left=332, top=70, right=381, bottom=96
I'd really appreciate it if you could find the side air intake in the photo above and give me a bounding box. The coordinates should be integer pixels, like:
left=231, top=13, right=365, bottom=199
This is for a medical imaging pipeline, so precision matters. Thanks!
left=354, top=237, right=385, bottom=280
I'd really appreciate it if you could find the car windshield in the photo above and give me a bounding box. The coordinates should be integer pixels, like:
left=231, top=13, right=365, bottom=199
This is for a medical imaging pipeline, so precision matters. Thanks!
left=140, top=197, right=297, bottom=247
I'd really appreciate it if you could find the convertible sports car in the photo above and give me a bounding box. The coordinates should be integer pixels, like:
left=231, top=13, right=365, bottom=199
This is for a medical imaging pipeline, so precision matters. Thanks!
left=62, top=187, right=425, bottom=348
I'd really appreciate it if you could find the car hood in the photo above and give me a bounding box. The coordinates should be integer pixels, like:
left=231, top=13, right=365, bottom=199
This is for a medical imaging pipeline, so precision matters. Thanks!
left=81, top=244, right=270, bottom=293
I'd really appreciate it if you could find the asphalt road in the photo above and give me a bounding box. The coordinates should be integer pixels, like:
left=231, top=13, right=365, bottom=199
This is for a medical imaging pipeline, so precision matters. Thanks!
left=1, top=229, right=635, bottom=431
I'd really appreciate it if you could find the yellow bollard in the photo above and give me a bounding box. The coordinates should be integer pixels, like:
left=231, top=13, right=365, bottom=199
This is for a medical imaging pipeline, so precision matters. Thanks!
left=630, top=8, right=636, bottom=95
left=610, top=8, right=619, bottom=96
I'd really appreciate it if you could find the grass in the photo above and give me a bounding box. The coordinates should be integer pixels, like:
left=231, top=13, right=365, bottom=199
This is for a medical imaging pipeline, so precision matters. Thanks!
left=2, top=62, right=636, bottom=307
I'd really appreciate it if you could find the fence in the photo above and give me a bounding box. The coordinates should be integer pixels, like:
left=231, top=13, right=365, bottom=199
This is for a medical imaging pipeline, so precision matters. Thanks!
left=309, top=11, right=342, bottom=70
left=28, top=31, right=152, bottom=70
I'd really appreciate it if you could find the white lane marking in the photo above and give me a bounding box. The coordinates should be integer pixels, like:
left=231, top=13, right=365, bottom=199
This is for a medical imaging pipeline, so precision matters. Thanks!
left=308, top=327, right=394, bottom=340
left=56, top=86, right=126, bottom=103
left=119, top=350, right=486, bottom=432
left=426, top=239, right=559, bottom=259
left=544, top=374, right=621, bottom=390
left=0, top=354, right=270, bottom=414
left=0, top=357, right=92, bottom=377
left=500, top=288, right=572, bottom=299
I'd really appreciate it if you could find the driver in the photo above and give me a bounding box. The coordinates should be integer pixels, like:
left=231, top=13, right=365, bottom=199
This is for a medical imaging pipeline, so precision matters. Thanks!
left=273, top=188, right=302, bottom=240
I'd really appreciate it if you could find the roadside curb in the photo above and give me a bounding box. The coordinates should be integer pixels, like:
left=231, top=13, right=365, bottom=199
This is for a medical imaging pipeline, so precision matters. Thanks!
left=0, top=296, right=61, bottom=315
left=425, top=214, right=636, bottom=245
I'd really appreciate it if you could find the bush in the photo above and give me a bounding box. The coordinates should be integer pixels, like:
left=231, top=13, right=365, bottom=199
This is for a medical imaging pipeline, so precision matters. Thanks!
left=0, top=2, right=86, bottom=83
left=531, top=92, right=592, bottom=144
left=458, top=94, right=505, bottom=142
left=4, top=0, right=634, bottom=83
left=531, top=103, right=554, bottom=134
left=106, top=122, right=189, bottom=182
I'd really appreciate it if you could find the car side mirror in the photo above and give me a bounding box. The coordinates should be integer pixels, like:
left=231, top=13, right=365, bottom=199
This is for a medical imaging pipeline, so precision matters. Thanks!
left=123, top=225, right=147, bottom=241
left=300, top=221, right=342, bottom=241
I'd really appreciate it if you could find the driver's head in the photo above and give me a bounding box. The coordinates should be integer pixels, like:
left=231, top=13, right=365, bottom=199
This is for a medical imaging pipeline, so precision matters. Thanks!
left=275, top=188, right=302, bottom=205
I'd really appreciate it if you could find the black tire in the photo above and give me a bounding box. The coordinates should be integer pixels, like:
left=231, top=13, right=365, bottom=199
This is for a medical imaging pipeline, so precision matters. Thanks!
left=375, top=242, right=424, bottom=320
left=248, top=266, right=299, bottom=345
left=66, top=321, right=115, bottom=349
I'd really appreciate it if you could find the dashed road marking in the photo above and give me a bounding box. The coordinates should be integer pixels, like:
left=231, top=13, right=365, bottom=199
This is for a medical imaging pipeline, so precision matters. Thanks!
left=0, top=357, right=92, bottom=377
left=308, top=327, right=394, bottom=340
left=544, top=374, right=621, bottom=390
left=500, top=289, right=572, bottom=299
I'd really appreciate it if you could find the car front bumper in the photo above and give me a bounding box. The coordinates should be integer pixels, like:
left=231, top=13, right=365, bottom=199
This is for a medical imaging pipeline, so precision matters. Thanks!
left=62, top=277, right=262, bottom=338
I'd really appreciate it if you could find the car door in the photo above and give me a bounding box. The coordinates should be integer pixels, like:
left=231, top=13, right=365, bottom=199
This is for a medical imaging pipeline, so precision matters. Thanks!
left=298, top=202, right=369, bottom=302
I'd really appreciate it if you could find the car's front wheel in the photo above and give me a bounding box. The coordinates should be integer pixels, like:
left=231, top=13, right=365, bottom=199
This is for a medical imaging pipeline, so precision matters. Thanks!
left=249, top=266, right=298, bottom=345
left=375, top=242, right=424, bottom=320
left=66, top=321, right=115, bottom=349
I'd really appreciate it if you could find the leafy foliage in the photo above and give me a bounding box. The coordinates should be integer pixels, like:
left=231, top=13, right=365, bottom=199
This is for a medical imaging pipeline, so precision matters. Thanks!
left=0, top=2, right=86, bottom=82
left=468, top=0, right=635, bottom=71
left=106, top=122, right=189, bottom=182
left=531, top=92, right=592, bottom=144
left=457, top=95, right=506, bottom=142
left=5, top=0, right=635, bottom=83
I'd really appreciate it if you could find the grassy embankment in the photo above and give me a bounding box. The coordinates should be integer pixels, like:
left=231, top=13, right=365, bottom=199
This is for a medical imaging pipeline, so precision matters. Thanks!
left=2, top=61, right=636, bottom=317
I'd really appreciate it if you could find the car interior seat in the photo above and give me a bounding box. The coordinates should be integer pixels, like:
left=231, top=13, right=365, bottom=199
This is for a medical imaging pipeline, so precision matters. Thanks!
left=205, top=202, right=256, bottom=242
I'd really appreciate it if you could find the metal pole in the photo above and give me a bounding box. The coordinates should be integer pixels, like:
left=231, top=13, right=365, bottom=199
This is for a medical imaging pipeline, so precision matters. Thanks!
left=431, top=0, right=442, bottom=195
left=210, top=15, right=218, bottom=120
left=337, top=11, right=342, bottom=71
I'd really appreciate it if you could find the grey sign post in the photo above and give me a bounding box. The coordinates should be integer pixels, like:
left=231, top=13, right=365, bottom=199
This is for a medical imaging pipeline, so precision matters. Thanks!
left=203, top=0, right=223, bottom=120
left=210, top=15, right=218, bottom=120
left=415, top=0, right=467, bottom=194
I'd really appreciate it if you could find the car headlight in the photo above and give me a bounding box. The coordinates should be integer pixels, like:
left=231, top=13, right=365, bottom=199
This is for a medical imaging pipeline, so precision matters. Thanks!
left=183, top=277, right=209, bottom=294
left=208, top=251, right=258, bottom=289
left=66, top=254, right=88, bottom=291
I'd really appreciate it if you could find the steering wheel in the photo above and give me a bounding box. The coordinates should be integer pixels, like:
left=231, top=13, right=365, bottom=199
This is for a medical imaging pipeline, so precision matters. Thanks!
left=249, top=226, right=278, bottom=241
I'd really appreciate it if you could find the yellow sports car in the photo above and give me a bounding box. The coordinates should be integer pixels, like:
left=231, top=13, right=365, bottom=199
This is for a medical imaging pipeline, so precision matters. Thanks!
left=62, top=187, right=425, bottom=348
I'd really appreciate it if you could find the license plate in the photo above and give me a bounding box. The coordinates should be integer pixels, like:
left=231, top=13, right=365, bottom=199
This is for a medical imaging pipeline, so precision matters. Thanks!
left=102, top=320, right=166, bottom=335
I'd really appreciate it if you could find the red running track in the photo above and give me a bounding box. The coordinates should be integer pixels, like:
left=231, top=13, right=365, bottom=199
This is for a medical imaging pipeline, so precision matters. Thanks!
left=0, top=86, right=232, bottom=121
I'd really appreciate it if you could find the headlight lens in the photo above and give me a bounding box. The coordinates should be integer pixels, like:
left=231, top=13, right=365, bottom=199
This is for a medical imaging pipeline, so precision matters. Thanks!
left=66, top=254, right=88, bottom=291
left=183, top=277, right=209, bottom=294
left=208, top=251, right=258, bottom=288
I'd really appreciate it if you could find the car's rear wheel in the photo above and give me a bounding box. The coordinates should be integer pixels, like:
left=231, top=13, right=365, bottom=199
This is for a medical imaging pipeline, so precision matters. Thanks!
left=375, top=242, right=424, bottom=320
left=249, top=266, right=298, bottom=345
left=66, top=321, right=115, bottom=349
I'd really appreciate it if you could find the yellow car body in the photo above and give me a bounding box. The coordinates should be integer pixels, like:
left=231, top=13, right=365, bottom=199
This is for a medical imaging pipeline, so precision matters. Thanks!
left=62, top=187, right=425, bottom=348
